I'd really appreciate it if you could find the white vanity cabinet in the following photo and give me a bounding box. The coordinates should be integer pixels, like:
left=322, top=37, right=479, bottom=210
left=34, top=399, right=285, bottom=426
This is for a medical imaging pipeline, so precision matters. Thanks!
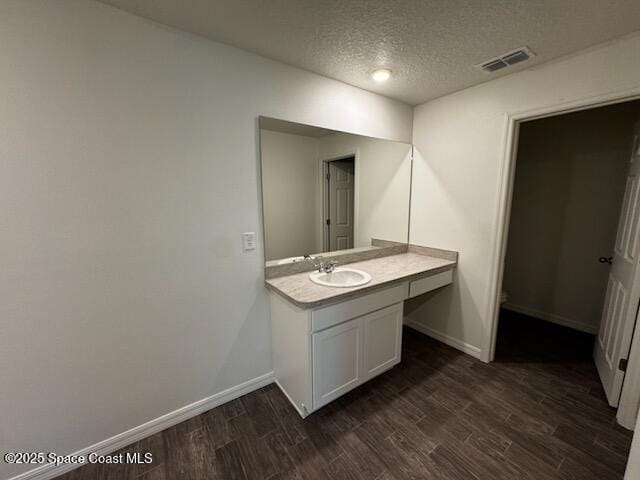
left=270, top=283, right=408, bottom=417
left=268, top=260, right=456, bottom=417
left=312, top=316, right=363, bottom=409
left=312, top=302, right=403, bottom=409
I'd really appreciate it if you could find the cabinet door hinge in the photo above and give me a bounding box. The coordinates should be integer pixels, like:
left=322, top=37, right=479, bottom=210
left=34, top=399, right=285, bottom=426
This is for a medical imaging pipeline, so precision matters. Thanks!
left=619, top=358, right=628, bottom=372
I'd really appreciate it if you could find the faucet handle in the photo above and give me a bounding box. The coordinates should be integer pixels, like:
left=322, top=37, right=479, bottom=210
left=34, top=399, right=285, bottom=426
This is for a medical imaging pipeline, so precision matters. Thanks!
left=325, top=260, right=338, bottom=273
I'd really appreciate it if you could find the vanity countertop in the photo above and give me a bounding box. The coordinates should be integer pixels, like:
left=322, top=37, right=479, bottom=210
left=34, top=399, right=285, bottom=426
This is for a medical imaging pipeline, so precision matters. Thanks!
left=265, top=252, right=456, bottom=309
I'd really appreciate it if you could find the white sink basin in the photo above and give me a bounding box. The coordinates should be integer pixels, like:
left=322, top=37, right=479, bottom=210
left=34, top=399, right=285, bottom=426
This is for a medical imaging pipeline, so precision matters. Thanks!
left=309, top=268, right=372, bottom=288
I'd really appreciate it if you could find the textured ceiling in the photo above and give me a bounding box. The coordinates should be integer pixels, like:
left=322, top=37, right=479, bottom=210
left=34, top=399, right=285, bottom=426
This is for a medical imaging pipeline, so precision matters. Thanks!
left=99, top=0, right=640, bottom=105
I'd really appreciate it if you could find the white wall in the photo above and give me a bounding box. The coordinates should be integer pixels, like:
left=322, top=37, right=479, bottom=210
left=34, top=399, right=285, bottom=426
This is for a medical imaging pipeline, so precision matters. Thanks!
left=318, top=133, right=412, bottom=248
left=408, top=32, right=640, bottom=360
left=260, top=130, right=321, bottom=260
left=0, top=1, right=412, bottom=478
left=503, top=105, right=637, bottom=333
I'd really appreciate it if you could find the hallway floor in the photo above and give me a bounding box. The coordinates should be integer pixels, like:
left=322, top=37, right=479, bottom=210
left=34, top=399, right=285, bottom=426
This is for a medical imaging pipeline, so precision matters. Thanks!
left=57, top=311, right=633, bottom=479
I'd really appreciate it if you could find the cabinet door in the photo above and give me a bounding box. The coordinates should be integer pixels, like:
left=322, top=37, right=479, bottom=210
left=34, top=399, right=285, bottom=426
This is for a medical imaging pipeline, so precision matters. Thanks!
left=312, top=318, right=362, bottom=409
left=362, top=303, right=403, bottom=380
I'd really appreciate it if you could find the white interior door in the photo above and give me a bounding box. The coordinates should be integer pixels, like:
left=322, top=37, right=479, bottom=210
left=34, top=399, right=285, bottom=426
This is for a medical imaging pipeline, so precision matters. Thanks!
left=595, top=122, right=640, bottom=407
left=327, top=158, right=355, bottom=251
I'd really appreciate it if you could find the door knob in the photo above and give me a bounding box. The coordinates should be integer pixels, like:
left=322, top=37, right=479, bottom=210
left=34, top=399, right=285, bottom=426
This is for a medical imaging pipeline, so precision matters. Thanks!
left=599, top=257, right=613, bottom=264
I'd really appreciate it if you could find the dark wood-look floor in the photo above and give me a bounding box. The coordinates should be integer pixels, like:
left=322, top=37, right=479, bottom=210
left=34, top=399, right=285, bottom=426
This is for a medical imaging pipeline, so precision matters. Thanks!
left=57, top=311, right=633, bottom=480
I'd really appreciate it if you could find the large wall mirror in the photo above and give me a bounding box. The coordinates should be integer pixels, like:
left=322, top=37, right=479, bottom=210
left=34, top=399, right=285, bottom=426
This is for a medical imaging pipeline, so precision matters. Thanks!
left=259, top=117, right=413, bottom=264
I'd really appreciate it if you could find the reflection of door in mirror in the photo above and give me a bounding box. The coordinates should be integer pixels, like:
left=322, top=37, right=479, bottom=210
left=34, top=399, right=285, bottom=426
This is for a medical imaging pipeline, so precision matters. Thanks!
left=259, top=116, right=412, bottom=265
left=326, top=158, right=355, bottom=251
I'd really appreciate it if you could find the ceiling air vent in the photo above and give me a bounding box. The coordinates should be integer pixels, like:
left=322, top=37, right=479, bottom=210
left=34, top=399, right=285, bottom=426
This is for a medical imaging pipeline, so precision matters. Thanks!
left=480, top=58, right=508, bottom=72
left=476, top=46, right=535, bottom=73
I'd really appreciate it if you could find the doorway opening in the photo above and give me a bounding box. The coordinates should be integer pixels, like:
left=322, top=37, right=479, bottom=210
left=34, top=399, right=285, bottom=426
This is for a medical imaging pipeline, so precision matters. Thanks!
left=495, top=99, right=640, bottom=424
left=323, top=156, right=355, bottom=252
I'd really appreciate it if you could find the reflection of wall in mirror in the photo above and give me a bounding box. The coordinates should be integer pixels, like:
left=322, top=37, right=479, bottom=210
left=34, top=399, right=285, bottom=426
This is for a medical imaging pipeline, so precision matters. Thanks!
left=261, top=130, right=321, bottom=261
left=319, top=133, right=412, bottom=249
left=261, top=128, right=412, bottom=262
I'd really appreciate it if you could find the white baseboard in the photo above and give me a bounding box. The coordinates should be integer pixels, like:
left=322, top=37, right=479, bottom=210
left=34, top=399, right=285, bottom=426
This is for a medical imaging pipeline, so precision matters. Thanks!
left=8, top=371, right=274, bottom=480
left=404, top=320, right=482, bottom=360
left=502, top=302, right=598, bottom=334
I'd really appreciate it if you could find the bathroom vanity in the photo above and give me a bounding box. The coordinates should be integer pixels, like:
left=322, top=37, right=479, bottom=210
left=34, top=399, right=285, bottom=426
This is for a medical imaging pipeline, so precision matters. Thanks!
left=258, top=116, right=456, bottom=417
left=265, top=248, right=456, bottom=417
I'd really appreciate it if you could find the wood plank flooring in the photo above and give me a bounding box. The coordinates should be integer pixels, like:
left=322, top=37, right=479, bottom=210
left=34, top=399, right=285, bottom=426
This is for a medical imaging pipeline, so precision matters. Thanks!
left=57, top=310, right=633, bottom=479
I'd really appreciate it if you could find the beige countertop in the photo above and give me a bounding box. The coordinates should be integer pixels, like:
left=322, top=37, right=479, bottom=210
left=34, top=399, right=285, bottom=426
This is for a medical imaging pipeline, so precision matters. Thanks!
left=265, top=252, right=456, bottom=309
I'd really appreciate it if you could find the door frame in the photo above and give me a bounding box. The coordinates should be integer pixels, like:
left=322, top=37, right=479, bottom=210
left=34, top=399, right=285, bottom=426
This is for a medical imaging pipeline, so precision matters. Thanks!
left=485, top=87, right=640, bottom=429
left=319, top=151, right=359, bottom=252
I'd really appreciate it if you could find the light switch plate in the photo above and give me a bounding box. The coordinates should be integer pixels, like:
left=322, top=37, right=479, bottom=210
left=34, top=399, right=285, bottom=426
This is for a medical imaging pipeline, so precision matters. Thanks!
left=243, top=232, right=256, bottom=251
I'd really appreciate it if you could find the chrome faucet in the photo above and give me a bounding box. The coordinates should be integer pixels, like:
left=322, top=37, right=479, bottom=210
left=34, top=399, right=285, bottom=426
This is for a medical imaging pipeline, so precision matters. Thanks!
left=317, top=260, right=338, bottom=273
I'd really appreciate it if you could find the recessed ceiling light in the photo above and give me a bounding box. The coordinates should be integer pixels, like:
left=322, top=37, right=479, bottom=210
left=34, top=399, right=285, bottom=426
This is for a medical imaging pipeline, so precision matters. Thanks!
left=371, top=68, right=392, bottom=82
